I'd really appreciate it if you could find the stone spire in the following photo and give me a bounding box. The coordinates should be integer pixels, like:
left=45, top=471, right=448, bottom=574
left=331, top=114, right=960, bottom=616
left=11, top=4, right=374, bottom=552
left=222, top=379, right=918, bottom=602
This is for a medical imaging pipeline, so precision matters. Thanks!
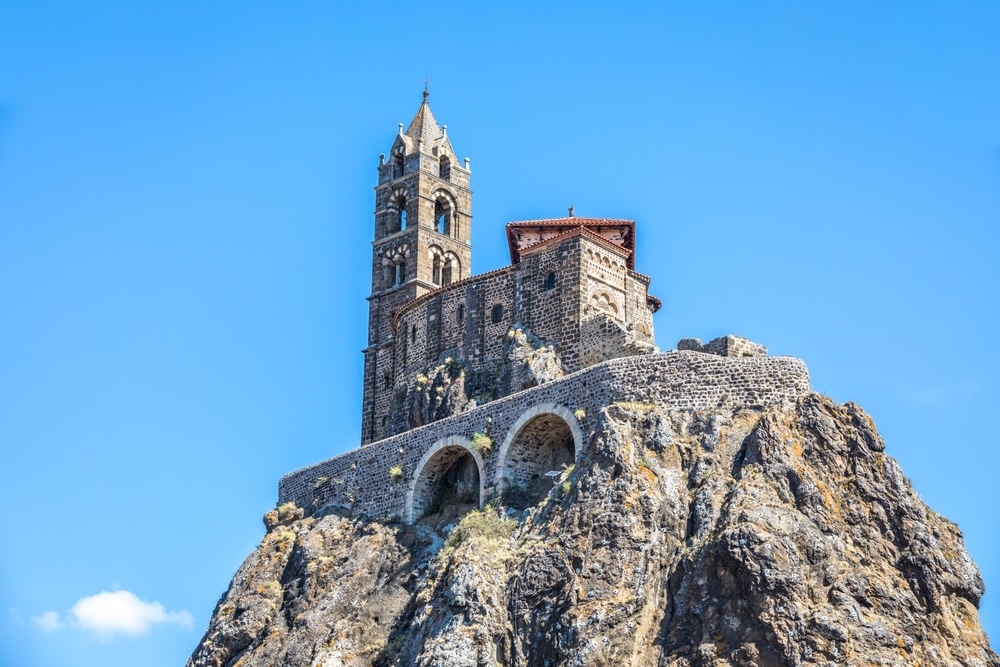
left=404, top=89, right=444, bottom=144
left=361, top=93, right=473, bottom=445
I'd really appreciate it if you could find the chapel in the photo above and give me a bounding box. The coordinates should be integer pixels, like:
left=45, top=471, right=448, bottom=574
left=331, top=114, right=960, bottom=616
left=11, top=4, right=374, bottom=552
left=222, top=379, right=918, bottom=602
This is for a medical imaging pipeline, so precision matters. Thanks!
left=361, top=93, right=661, bottom=445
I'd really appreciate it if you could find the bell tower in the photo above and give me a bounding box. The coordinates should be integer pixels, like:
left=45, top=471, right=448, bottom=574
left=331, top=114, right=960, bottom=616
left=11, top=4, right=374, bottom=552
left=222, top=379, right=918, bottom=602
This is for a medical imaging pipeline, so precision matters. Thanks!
left=360, top=91, right=473, bottom=444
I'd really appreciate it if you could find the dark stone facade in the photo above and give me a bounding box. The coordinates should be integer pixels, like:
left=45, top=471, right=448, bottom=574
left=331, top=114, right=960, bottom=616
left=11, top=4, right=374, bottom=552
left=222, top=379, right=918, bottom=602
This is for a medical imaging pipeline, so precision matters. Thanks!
left=361, top=96, right=660, bottom=446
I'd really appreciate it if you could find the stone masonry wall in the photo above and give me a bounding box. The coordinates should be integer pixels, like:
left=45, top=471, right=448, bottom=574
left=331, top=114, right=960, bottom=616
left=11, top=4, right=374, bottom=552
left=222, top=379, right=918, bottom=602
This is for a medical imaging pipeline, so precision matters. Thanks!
left=279, top=350, right=811, bottom=523
left=370, top=234, right=658, bottom=443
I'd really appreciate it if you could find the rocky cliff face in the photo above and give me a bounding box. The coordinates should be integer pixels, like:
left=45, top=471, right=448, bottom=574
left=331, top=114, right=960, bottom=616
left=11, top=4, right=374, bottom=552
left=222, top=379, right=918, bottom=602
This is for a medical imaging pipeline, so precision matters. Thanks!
left=387, top=326, right=567, bottom=438
left=189, top=395, right=997, bottom=666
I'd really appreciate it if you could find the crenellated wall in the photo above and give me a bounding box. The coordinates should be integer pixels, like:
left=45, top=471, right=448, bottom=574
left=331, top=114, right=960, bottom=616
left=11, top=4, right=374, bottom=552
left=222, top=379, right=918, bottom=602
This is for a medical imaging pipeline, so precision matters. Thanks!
left=279, top=350, right=811, bottom=523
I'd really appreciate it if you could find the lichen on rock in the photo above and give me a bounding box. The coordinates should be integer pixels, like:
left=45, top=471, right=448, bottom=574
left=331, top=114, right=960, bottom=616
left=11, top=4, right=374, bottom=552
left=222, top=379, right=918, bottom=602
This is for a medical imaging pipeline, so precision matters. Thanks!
left=497, top=325, right=566, bottom=394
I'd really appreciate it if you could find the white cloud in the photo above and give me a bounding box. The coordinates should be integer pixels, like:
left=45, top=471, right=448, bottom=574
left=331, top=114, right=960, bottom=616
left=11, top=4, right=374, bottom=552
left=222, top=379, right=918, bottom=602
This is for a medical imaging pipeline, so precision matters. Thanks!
left=32, top=611, right=62, bottom=632
left=68, top=590, right=193, bottom=636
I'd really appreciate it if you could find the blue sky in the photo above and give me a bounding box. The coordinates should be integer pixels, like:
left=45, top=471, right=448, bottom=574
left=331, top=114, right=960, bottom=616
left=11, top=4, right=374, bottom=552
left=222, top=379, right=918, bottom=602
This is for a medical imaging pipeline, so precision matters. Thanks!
left=1, top=2, right=997, bottom=664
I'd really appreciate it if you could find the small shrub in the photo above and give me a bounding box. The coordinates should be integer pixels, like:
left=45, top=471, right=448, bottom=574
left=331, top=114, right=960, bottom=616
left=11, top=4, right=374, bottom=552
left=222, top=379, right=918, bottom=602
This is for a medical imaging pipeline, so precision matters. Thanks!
left=613, top=400, right=657, bottom=412
left=274, top=501, right=303, bottom=524
left=470, top=432, right=493, bottom=454
left=574, top=408, right=586, bottom=420
left=311, top=476, right=329, bottom=489
left=271, top=530, right=296, bottom=552
left=389, top=465, right=404, bottom=481
left=444, top=507, right=517, bottom=550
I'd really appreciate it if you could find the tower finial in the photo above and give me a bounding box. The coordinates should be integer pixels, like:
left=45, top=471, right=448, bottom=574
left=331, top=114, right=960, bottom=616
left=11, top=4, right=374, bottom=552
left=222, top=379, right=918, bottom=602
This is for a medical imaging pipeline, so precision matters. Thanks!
left=422, top=75, right=431, bottom=101
left=568, top=206, right=575, bottom=217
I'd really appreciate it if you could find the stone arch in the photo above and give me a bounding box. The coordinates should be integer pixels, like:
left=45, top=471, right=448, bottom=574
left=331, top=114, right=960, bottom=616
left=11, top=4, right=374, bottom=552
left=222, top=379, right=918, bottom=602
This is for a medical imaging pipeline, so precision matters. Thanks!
left=442, top=251, right=460, bottom=285
left=497, top=403, right=583, bottom=507
left=591, top=291, right=619, bottom=317
left=389, top=193, right=409, bottom=232
left=428, top=245, right=444, bottom=285
left=381, top=242, right=410, bottom=289
left=405, top=436, right=485, bottom=524
left=433, top=190, right=457, bottom=237
left=384, top=187, right=407, bottom=235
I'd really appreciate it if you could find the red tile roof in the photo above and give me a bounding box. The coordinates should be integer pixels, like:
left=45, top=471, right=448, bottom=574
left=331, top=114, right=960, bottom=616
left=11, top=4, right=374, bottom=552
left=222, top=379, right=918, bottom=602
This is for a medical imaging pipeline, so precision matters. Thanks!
left=506, top=217, right=636, bottom=269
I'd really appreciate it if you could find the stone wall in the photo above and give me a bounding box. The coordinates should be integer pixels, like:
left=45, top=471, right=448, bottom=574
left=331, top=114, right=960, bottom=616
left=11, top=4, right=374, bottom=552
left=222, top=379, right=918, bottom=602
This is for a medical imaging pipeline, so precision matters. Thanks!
left=365, top=234, right=659, bottom=443
left=678, top=335, right=768, bottom=358
left=278, top=350, right=811, bottom=523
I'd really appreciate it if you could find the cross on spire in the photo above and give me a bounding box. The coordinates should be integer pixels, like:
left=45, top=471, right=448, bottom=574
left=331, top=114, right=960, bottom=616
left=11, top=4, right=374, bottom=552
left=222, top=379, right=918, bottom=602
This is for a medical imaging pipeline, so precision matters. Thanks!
left=422, top=76, right=431, bottom=100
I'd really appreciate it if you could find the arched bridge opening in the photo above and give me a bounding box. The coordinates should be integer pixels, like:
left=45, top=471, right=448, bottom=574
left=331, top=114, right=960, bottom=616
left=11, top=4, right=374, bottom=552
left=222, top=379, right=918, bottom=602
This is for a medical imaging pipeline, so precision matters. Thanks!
left=498, top=405, right=582, bottom=509
left=406, top=438, right=483, bottom=525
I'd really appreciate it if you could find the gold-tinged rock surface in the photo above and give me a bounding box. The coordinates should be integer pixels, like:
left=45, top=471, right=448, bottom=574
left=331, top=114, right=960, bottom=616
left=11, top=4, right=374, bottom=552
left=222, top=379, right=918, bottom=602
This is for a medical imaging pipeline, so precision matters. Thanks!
left=189, top=395, right=997, bottom=667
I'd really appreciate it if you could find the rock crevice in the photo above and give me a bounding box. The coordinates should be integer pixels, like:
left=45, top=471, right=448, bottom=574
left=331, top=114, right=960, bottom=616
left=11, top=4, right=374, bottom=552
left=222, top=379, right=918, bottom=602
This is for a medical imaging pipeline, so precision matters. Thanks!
left=190, top=395, right=997, bottom=667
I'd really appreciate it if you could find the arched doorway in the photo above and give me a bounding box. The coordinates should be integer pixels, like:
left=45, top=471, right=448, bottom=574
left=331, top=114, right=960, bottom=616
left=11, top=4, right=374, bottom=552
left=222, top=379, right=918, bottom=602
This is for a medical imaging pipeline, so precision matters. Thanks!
left=406, top=437, right=483, bottom=524
left=498, top=405, right=581, bottom=509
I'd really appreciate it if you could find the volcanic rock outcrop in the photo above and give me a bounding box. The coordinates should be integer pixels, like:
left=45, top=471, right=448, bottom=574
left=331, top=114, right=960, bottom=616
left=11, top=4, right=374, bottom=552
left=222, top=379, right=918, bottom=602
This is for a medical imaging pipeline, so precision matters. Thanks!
left=188, top=394, right=997, bottom=666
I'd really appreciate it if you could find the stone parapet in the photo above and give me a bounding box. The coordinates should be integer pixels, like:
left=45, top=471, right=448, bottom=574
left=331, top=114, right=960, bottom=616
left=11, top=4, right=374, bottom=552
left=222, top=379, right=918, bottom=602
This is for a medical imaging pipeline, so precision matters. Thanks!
left=279, top=350, right=811, bottom=522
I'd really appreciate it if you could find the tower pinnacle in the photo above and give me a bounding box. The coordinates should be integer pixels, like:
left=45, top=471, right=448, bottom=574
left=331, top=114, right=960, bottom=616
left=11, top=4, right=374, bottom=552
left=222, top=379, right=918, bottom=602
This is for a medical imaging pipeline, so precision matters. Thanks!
left=361, top=96, right=473, bottom=444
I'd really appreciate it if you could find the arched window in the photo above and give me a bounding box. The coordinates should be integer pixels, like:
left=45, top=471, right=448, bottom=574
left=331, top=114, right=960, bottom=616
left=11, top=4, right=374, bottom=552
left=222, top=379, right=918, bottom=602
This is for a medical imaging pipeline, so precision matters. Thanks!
left=434, top=198, right=452, bottom=236
left=434, top=201, right=446, bottom=234
left=439, top=155, right=451, bottom=181
left=382, top=244, right=409, bottom=290
left=393, top=152, right=404, bottom=179
left=391, top=195, right=406, bottom=233
left=457, top=304, right=465, bottom=323
left=544, top=271, right=556, bottom=290
left=442, top=255, right=457, bottom=286
left=491, top=304, right=503, bottom=323
left=432, top=254, right=442, bottom=285
left=383, top=375, right=391, bottom=390
left=411, top=325, right=417, bottom=343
